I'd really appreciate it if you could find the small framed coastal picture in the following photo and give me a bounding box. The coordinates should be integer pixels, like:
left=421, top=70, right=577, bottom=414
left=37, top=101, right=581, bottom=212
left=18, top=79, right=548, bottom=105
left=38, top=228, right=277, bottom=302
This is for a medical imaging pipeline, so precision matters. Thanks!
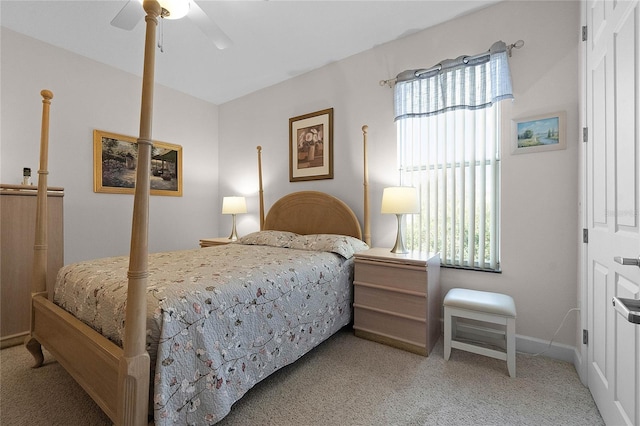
left=512, top=111, right=566, bottom=154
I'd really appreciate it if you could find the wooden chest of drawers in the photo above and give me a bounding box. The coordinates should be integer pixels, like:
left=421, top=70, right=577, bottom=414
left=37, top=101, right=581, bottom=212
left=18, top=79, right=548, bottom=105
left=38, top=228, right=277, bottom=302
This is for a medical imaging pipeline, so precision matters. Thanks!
left=1, top=184, right=64, bottom=348
left=353, top=248, right=440, bottom=356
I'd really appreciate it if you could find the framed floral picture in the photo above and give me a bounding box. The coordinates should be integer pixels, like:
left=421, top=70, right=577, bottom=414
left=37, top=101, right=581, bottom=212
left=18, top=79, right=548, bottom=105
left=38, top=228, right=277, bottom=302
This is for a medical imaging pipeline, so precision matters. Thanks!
left=289, top=108, right=333, bottom=182
left=511, top=111, right=566, bottom=154
left=93, top=129, right=183, bottom=196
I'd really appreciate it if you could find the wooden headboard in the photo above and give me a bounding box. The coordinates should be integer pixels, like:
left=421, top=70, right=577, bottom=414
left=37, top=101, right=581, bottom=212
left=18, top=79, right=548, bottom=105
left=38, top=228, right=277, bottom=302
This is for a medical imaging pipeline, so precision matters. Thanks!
left=263, top=191, right=362, bottom=239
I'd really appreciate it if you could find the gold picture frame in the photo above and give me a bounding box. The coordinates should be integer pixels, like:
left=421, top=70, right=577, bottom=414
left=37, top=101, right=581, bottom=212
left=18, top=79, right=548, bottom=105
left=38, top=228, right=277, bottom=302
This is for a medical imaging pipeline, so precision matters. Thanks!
left=93, top=129, right=183, bottom=196
left=289, top=108, right=333, bottom=182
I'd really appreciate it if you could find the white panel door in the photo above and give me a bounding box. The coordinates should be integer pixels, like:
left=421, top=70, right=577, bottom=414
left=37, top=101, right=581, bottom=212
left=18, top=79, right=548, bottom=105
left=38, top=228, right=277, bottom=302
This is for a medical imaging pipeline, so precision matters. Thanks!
left=585, top=1, right=640, bottom=425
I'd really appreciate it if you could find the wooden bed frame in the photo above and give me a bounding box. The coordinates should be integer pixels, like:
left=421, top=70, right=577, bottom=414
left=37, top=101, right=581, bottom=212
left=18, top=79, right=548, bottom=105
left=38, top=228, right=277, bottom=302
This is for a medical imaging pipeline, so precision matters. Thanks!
left=25, top=3, right=372, bottom=425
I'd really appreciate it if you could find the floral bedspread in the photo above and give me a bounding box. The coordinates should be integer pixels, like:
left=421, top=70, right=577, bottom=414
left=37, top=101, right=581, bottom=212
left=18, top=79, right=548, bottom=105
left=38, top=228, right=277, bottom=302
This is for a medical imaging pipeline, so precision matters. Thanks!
left=54, top=231, right=368, bottom=424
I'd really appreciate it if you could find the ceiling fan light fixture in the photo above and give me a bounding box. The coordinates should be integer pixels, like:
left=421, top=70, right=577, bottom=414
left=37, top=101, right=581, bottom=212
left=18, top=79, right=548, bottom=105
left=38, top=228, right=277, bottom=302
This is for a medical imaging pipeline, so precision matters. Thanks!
left=116, top=0, right=231, bottom=50
left=159, top=0, right=190, bottom=20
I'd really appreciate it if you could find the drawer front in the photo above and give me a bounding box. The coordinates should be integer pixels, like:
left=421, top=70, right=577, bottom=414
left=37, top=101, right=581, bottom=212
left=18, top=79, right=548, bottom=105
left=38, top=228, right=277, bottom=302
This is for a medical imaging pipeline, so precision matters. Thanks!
left=354, top=260, right=426, bottom=294
left=354, top=306, right=426, bottom=347
left=354, top=283, right=426, bottom=318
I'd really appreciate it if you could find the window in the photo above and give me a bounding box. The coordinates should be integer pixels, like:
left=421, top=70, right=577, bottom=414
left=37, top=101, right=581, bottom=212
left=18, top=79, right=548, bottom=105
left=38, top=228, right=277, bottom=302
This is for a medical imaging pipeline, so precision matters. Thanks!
left=393, top=41, right=513, bottom=272
left=398, top=106, right=501, bottom=271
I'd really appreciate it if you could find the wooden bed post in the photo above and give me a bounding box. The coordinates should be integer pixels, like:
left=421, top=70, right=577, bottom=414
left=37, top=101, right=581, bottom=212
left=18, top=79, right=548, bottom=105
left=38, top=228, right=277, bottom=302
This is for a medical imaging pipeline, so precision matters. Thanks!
left=117, top=1, right=160, bottom=424
left=362, top=125, right=371, bottom=246
left=257, top=145, right=265, bottom=230
left=25, top=89, right=54, bottom=367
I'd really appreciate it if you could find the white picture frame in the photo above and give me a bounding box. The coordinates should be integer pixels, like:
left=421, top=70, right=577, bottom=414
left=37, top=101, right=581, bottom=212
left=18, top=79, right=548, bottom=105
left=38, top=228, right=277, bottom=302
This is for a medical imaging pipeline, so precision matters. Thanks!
left=511, top=111, right=566, bottom=154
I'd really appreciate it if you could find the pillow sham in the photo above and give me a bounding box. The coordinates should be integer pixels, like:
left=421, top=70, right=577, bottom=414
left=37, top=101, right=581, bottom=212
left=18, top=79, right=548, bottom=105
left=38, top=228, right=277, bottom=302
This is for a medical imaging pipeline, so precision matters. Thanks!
left=235, top=230, right=298, bottom=247
left=286, top=234, right=369, bottom=259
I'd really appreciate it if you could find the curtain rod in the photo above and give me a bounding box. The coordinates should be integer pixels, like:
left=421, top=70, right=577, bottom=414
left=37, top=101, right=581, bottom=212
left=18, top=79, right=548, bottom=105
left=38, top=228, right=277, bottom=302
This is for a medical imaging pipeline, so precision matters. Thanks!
left=379, top=39, right=524, bottom=88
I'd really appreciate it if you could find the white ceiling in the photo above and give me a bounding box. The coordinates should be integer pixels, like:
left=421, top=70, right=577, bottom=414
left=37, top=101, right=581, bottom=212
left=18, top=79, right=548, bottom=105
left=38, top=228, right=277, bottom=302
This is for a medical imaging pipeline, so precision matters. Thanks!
left=1, top=0, right=499, bottom=105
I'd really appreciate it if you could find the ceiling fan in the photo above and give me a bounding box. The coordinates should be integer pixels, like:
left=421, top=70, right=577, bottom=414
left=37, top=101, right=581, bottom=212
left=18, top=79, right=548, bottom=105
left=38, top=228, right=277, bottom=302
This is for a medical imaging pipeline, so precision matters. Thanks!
left=110, top=0, right=232, bottom=50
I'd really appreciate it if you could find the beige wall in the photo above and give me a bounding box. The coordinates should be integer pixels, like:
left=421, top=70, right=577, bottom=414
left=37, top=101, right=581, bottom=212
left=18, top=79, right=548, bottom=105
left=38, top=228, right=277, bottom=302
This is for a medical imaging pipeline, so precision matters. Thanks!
left=1, top=28, right=220, bottom=264
left=1, top=0, right=582, bottom=355
left=219, top=1, right=581, bottom=353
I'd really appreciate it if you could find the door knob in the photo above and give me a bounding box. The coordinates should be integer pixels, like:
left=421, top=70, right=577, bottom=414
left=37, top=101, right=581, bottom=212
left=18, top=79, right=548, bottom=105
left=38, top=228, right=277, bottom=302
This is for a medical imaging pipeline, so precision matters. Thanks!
left=614, top=256, right=640, bottom=267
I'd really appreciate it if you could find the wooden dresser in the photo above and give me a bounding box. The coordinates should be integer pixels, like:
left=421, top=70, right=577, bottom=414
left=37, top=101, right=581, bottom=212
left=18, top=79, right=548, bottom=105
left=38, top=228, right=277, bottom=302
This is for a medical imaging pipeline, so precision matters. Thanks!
left=1, top=184, right=64, bottom=348
left=353, top=248, right=441, bottom=356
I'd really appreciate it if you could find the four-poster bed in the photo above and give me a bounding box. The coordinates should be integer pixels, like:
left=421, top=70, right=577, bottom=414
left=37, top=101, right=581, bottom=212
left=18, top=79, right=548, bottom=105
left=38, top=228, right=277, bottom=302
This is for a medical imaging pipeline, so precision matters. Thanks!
left=25, top=4, right=373, bottom=424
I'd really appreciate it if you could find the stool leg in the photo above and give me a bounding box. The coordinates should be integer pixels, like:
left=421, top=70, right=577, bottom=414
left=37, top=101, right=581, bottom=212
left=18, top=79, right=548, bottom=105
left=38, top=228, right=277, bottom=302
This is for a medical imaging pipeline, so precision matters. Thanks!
left=444, top=307, right=452, bottom=360
left=452, top=313, right=458, bottom=339
left=506, top=317, right=516, bottom=377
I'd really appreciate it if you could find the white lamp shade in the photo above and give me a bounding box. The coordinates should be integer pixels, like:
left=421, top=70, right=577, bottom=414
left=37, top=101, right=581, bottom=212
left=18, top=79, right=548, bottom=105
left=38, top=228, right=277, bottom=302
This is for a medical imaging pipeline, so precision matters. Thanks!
left=381, top=187, right=419, bottom=214
left=158, top=0, right=190, bottom=19
left=222, top=196, right=247, bottom=214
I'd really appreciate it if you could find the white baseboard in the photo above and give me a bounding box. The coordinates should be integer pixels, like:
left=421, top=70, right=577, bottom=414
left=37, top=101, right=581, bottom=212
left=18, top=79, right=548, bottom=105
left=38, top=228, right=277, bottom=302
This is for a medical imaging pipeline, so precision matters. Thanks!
left=514, top=333, right=577, bottom=363
left=452, top=322, right=579, bottom=364
left=573, top=345, right=587, bottom=385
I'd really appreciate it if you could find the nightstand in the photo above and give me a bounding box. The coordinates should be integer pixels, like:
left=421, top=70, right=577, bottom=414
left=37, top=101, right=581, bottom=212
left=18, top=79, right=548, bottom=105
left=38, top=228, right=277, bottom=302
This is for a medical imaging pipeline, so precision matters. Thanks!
left=199, top=237, right=233, bottom=248
left=353, top=248, right=441, bottom=356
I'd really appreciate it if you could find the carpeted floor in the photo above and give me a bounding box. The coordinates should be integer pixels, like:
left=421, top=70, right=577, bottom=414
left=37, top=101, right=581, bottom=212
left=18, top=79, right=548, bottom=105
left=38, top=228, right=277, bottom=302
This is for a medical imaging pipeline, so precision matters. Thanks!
left=1, top=328, right=604, bottom=425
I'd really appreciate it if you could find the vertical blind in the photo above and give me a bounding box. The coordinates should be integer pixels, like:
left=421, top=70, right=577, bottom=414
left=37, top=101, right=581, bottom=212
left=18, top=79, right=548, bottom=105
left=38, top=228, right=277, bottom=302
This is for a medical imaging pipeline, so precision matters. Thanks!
left=393, top=41, right=513, bottom=271
left=397, top=106, right=501, bottom=270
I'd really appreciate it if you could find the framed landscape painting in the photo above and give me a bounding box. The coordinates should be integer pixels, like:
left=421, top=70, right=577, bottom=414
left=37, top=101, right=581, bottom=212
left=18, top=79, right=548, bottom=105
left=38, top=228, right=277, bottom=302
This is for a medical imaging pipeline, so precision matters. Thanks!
left=93, top=129, right=183, bottom=196
left=289, top=108, right=333, bottom=182
left=512, top=111, right=566, bottom=154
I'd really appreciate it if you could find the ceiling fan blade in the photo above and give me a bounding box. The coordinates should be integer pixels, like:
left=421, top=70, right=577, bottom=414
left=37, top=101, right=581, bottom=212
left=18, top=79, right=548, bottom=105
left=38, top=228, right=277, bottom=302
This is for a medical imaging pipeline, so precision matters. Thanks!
left=111, top=0, right=145, bottom=31
left=188, top=1, right=233, bottom=50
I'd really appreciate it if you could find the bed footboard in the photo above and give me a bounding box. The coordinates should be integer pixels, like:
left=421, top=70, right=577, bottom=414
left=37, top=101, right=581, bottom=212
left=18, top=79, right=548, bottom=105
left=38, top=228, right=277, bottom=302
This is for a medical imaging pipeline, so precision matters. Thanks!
left=31, top=296, right=121, bottom=423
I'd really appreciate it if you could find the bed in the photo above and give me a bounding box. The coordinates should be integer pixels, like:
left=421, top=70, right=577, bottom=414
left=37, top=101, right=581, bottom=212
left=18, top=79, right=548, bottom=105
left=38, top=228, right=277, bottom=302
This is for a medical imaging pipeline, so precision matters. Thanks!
left=54, top=224, right=368, bottom=424
left=25, top=3, right=373, bottom=425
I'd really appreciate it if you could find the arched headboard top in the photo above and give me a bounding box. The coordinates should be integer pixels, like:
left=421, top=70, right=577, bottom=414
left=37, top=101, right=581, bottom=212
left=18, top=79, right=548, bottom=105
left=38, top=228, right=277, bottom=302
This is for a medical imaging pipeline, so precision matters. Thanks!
left=263, top=191, right=362, bottom=240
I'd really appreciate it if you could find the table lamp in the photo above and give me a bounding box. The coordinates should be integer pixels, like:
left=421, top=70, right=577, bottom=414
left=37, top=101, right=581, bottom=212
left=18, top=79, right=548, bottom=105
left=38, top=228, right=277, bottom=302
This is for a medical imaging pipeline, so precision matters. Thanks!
left=381, top=187, right=419, bottom=254
left=222, top=196, right=247, bottom=241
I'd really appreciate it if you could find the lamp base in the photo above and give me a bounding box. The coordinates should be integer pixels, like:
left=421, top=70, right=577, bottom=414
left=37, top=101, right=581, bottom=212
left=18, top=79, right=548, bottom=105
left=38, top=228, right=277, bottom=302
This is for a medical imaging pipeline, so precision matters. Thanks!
left=390, top=214, right=409, bottom=254
left=228, top=214, right=238, bottom=241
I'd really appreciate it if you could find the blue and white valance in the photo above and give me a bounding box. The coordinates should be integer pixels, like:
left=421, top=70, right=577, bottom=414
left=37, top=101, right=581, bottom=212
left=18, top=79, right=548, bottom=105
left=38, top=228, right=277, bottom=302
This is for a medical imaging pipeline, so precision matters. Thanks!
left=393, top=41, right=514, bottom=121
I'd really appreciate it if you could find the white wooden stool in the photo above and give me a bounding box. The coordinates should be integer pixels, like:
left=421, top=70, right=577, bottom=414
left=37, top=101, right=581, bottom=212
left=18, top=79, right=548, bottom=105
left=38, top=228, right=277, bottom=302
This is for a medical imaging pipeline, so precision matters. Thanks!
left=443, top=288, right=517, bottom=377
